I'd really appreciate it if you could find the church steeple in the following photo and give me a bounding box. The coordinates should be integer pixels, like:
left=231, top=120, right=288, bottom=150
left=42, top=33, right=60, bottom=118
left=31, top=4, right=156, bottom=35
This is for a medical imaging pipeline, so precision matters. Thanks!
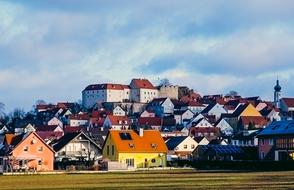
left=274, top=79, right=281, bottom=108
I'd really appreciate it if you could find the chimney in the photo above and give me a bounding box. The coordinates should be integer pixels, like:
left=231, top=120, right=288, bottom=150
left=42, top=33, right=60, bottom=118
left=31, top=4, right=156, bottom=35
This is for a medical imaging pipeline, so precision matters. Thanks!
left=139, top=128, right=144, bottom=137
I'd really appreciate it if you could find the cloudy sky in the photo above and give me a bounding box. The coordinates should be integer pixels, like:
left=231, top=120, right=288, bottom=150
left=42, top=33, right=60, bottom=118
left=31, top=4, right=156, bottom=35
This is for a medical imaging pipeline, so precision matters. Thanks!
left=1, top=0, right=294, bottom=112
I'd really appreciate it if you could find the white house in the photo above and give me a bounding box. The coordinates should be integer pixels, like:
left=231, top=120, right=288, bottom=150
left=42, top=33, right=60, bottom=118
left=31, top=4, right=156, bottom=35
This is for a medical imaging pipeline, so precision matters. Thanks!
left=186, top=114, right=205, bottom=128
left=82, top=83, right=130, bottom=109
left=53, top=132, right=101, bottom=162
left=112, top=106, right=126, bottom=116
left=166, top=136, right=198, bottom=160
left=48, top=117, right=63, bottom=128
left=68, top=114, right=89, bottom=127
left=140, top=110, right=155, bottom=118
left=130, top=78, right=158, bottom=103
left=174, top=110, right=194, bottom=125
left=201, top=103, right=227, bottom=120
left=191, top=118, right=214, bottom=128
left=215, top=118, right=234, bottom=136
left=14, top=124, right=35, bottom=134
left=149, top=97, right=174, bottom=116
left=103, top=115, right=131, bottom=130
left=181, top=101, right=206, bottom=114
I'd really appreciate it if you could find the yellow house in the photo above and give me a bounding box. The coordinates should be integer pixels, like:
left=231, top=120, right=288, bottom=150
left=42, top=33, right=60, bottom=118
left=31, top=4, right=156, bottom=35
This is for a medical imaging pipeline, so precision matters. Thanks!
left=102, top=129, right=168, bottom=168
left=239, top=103, right=262, bottom=117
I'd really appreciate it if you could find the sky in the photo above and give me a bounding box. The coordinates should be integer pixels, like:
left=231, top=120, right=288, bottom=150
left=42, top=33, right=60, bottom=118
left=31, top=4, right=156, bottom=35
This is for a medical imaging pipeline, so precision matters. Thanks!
left=1, top=0, right=294, bottom=113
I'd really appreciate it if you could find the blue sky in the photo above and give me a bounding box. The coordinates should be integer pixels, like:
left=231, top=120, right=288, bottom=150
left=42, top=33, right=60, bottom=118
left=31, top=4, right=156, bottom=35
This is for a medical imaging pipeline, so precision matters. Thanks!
left=1, top=0, right=294, bottom=112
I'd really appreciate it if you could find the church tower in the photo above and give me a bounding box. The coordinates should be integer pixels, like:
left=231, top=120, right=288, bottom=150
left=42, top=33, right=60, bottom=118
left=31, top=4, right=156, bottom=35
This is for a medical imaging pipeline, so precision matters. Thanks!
left=274, top=79, right=281, bottom=108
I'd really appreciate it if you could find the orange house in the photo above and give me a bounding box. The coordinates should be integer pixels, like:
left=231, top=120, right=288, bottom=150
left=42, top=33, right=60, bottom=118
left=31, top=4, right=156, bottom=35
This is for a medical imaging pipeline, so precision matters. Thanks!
left=1, top=132, right=55, bottom=172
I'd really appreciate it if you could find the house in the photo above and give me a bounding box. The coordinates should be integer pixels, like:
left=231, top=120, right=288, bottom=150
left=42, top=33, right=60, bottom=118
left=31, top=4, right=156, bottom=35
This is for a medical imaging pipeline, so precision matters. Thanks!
left=238, top=116, right=268, bottom=130
left=47, top=117, right=63, bottom=128
left=201, top=103, right=227, bottom=120
left=257, top=120, right=294, bottom=161
left=138, top=117, right=162, bottom=130
left=231, top=130, right=260, bottom=146
left=190, top=127, right=220, bottom=138
left=35, top=125, right=64, bottom=143
left=68, top=113, right=89, bottom=127
left=14, top=124, right=36, bottom=135
left=191, top=118, right=214, bottom=128
left=0, top=132, right=55, bottom=172
left=148, top=97, right=174, bottom=116
left=185, top=114, right=205, bottom=128
left=102, top=129, right=168, bottom=169
left=174, top=109, right=194, bottom=125
left=225, top=103, right=263, bottom=131
left=181, top=101, right=206, bottom=114
left=0, top=125, right=9, bottom=135
left=208, top=139, right=229, bottom=145
left=166, top=136, right=198, bottom=160
left=260, top=107, right=281, bottom=122
left=279, top=98, right=294, bottom=120
left=194, top=136, right=210, bottom=145
left=215, top=118, right=234, bottom=136
left=82, top=83, right=130, bottom=109
left=112, top=106, right=126, bottom=116
left=53, top=132, right=101, bottom=162
left=140, top=110, right=155, bottom=118
left=103, top=115, right=131, bottom=130
left=130, top=78, right=158, bottom=103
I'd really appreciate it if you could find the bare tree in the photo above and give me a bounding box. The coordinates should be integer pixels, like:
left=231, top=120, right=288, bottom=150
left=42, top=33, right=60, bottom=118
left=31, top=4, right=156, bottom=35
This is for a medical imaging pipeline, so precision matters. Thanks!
left=158, top=78, right=172, bottom=87
left=226, top=90, right=239, bottom=97
left=0, top=102, right=5, bottom=118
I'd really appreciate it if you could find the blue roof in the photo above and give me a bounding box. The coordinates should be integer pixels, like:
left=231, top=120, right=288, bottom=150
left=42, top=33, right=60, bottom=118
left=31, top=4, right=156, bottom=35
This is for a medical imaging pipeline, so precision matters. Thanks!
left=166, top=136, right=187, bottom=150
left=258, top=120, right=294, bottom=137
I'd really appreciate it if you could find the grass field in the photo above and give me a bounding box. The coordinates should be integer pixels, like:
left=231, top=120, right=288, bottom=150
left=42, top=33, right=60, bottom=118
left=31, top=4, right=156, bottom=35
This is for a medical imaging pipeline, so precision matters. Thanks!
left=1, top=170, right=294, bottom=190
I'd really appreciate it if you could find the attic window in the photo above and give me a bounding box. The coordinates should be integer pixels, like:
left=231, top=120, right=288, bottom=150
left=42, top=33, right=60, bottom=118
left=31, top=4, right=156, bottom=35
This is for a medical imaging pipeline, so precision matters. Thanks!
left=119, top=132, right=132, bottom=140
left=129, top=143, right=135, bottom=148
left=151, top=143, right=157, bottom=148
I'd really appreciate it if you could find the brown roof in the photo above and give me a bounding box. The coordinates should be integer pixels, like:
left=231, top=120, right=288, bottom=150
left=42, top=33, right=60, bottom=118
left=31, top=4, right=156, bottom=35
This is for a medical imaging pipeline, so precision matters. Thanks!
left=107, top=115, right=131, bottom=125
left=131, top=79, right=155, bottom=89
left=84, top=83, right=126, bottom=91
left=107, top=130, right=168, bottom=153
left=282, top=98, right=294, bottom=108
left=68, top=114, right=89, bottom=120
left=138, top=117, right=162, bottom=126
left=240, top=116, right=268, bottom=126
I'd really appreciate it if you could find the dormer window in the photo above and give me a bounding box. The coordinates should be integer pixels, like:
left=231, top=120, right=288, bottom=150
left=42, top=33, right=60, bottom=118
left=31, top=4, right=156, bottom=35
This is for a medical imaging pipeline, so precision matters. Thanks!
left=23, top=146, right=29, bottom=152
left=129, top=143, right=135, bottom=148
left=151, top=143, right=157, bottom=148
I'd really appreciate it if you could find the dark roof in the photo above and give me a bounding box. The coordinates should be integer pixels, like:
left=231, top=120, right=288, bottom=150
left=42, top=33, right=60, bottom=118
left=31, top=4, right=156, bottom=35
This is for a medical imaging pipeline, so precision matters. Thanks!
left=201, top=103, right=215, bottom=114
left=197, top=145, right=245, bottom=155
left=194, top=136, right=206, bottom=143
left=281, top=98, right=294, bottom=108
left=53, top=132, right=80, bottom=151
left=258, top=120, right=294, bottom=137
left=231, top=104, right=248, bottom=117
left=166, top=136, right=187, bottom=150
left=259, top=108, right=272, bottom=117
left=232, top=130, right=261, bottom=140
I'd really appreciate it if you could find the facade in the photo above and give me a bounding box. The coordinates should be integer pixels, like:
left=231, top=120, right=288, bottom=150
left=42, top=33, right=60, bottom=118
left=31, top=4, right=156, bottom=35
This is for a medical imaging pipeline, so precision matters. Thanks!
left=201, top=103, right=227, bottom=120
left=215, top=118, right=234, bottom=136
left=53, top=132, right=101, bottom=162
left=102, top=130, right=167, bottom=169
left=129, top=79, right=158, bottom=103
left=68, top=114, right=89, bottom=127
left=148, top=98, right=174, bottom=116
left=174, top=110, right=194, bottom=125
left=0, top=132, right=55, bottom=172
left=158, top=85, right=179, bottom=99
left=103, top=115, right=131, bottom=130
left=112, top=106, right=126, bottom=116
left=166, top=136, right=198, bottom=160
left=82, top=84, right=130, bottom=109
left=257, top=121, right=294, bottom=161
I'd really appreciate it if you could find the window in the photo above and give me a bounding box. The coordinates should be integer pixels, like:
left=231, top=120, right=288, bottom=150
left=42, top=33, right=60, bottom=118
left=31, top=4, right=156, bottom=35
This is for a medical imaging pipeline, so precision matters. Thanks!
left=23, top=146, right=29, bottom=152
left=107, top=145, right=110, bottom=155
left=126, top=159, right=134, bottom=167
left=38, top=146, right=43, bottom=152
left=151, top=159, right=156, bottom=163
left=38, top=159, right=42, bottom=165
left=269, top=138, right=274, bottom=146
left=0, top=158, right=3, bottom=165
left=260, top=152, right=265, bottom=159
left=260, top=139, right=264, bottom=145
left=184, top=144, right=188, bottom=149
left=112, top=145, right=114, bottom=155
left=191, top=144, right=195, bottom=149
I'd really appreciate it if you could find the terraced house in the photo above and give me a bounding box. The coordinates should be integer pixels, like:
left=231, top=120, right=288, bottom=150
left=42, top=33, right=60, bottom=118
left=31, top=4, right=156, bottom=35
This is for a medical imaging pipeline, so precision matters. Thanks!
left=102, top=129, right=167, bottom=169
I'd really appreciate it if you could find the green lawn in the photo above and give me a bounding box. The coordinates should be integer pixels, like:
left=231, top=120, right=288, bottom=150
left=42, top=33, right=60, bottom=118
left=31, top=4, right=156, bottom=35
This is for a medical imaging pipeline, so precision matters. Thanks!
left=1, top=170, right=294, bottom=190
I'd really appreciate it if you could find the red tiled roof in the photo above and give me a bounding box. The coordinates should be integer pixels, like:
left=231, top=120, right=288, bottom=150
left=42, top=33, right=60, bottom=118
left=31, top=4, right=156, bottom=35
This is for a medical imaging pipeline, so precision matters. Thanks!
left=190, top=127, right=220, bottom=135
left=84, top=83, right=127, bottom=91
left=36, top=131, right=63, bottom=141
left=90, top=117, right=105, bottom=127
left=36, top=125, right=62, bottom=132
left=64, top=126, right=83, bottom=133
left=107, top=115, right=131, bottom=125
left=187, top=101, right=205, bottom=107
left=282, top=98, right=294, bottom=108
left=240, top=116, right=268, bottom=126
left=131, top=79, right=155, bottom=89
left=68, top=114, right=89, bottom=120
left=57, top=102, right=74, bottom=109
left=138, top=117, right=162, bottom=126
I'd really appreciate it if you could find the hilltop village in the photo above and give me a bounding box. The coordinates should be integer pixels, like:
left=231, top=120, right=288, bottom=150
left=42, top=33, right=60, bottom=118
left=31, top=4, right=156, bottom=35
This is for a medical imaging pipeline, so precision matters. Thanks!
left=0, top=78, right=294, bottom=172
